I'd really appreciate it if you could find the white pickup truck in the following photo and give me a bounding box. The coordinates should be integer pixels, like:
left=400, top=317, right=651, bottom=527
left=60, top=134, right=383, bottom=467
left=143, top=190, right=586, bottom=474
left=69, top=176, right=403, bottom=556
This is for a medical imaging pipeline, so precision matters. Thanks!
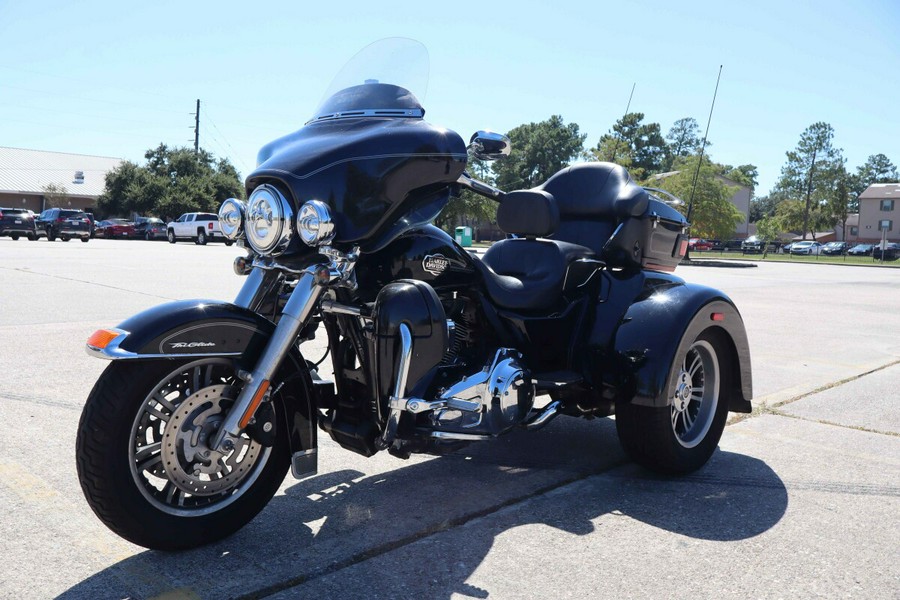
left=166, top=212, right=232, bottom=245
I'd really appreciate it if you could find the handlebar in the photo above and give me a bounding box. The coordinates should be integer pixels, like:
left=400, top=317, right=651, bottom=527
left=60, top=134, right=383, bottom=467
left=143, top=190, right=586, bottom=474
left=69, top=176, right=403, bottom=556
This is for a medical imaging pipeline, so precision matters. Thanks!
left=456, top=173, right=506, bottom=202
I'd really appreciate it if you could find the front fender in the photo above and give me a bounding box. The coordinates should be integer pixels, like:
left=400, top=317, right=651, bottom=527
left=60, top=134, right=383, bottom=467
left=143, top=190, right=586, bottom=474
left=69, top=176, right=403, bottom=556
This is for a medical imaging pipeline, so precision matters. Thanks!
left=611, top=283, right=752, bottom=411
left=86, top=299, right=318, bottom=477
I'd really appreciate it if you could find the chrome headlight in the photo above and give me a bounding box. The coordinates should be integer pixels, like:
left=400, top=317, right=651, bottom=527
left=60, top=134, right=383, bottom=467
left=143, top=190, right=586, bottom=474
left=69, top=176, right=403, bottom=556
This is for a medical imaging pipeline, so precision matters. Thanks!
left=296, top=200, right=336, bottom=246
left=218, top=198, right=246, bottom=240
left=245, top=185, right=294, bottom=256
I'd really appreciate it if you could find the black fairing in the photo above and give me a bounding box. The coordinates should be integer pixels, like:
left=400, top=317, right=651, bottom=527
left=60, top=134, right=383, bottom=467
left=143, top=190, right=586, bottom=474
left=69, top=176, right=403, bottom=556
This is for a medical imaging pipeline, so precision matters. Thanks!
left=354, top=225, right=477, bottom=302
left=248, top=117, right=467, bottom=253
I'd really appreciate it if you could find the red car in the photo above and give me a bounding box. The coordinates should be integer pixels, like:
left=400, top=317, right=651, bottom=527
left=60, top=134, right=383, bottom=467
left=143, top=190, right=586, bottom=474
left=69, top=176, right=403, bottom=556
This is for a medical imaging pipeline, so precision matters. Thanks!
left=95, top=219, right=136, bottom=239
left=689, top=238, right=713, bottom=251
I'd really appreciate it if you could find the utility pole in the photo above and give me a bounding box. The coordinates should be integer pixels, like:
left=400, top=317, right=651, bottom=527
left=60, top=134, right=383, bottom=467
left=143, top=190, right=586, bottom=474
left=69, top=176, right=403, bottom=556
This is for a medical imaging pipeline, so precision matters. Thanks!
left=194, top=99, right=200, bottom=154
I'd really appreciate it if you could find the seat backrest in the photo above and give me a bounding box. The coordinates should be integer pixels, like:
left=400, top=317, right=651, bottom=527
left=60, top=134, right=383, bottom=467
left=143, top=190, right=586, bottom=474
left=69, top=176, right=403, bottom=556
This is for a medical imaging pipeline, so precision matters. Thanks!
left=495, top=189, right=559, bottom=238
left=539, top=162, right=649, bottom=254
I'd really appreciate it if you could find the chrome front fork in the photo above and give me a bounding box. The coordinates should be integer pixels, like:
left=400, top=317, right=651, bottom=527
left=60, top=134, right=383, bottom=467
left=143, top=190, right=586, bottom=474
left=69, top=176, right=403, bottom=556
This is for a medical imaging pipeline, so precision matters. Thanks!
left=211, top=250, right=356, bottom=452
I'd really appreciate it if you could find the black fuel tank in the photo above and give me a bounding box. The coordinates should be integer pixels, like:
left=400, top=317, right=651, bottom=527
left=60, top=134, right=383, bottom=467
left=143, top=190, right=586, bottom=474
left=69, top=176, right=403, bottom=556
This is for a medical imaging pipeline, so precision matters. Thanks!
left=355, top=225, right=479, bottom=300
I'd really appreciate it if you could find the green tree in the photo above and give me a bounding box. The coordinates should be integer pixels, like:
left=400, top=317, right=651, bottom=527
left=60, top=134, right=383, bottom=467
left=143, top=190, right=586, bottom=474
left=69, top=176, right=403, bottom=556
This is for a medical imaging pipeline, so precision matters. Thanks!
left=755, top=215, right=781, bottom=258
left=663, top=117, right=702, bottom=171
left=590, top=136, right=635, bottom=171
left=653, top=156, right=743, bottom=240
left=850, top=153, right=898, bottom=211
left=98, top=145, right=243, bottom=219
left=593, top=112, right=666, bottom=179
left=824, top=162, right=852, bottom=241
left=749, top=194, right=780, bottom=222
left=42, top=183, right=70, bottom=209
left=492, top=115, right=586, bottom=190
left=721, top=164, right=759, bottom=189
left=773, top=122, right=843, bottom=240
left=436, top=158, right=496, bottom=236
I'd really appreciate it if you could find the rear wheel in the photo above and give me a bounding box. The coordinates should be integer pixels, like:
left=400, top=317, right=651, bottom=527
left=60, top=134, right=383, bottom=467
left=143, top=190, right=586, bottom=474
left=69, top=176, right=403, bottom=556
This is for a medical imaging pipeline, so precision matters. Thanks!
left=10, top=234, right=19, bottom=241
left=47, top=229, right=56, bottom=241
left=76, top=358, right=291, bottom=550
left=60, top=235, right=70, bottom=242
left=197, top=229, right=208, bottom=245
left=81, top=236, right=89, bottom=243
left=615, top=329, right=730, bottom=475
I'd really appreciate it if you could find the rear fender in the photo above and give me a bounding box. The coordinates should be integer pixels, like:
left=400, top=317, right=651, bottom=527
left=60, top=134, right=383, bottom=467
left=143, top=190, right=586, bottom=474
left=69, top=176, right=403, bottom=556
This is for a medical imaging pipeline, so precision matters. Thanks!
left=86, top=299, right=318, bottom=477
left=610, top=284, right=752, bottom=412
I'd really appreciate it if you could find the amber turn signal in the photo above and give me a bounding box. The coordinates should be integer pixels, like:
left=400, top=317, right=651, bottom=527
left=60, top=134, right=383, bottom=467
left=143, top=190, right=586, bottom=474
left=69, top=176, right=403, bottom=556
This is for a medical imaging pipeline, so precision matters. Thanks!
left=87, top=329, right=120, bottom=349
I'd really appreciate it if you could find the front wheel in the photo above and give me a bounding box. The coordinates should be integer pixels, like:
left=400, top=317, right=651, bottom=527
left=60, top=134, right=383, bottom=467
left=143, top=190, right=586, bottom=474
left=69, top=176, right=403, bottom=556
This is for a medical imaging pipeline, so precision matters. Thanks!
left=167, top=229, right=176, bottom=244
left=615, top=329, right=730, bottom=475
left=76, top=358, right=290, bottom=550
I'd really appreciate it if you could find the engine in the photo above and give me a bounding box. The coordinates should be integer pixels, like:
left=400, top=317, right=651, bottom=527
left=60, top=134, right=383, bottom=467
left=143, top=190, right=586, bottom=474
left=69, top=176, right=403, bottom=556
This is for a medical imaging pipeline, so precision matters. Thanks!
left=429, top=348, right=535, bottom=438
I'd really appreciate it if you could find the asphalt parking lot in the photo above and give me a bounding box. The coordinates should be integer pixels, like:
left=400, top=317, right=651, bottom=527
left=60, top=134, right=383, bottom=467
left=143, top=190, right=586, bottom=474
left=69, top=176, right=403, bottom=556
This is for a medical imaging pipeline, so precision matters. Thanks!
left=1, top=238, right=898, bottom=599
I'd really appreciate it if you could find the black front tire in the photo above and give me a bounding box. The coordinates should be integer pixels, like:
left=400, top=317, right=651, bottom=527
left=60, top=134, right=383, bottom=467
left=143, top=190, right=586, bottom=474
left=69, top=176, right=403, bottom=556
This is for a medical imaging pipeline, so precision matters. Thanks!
left=47, top=230, right=56, bottom=242
left=167, top=229, right=176, bottom=244
left=10, top=234, right=19, bottom=240
left=615, top=329, right=730, bottom=475
left=76, top=359, right=291, bottom=551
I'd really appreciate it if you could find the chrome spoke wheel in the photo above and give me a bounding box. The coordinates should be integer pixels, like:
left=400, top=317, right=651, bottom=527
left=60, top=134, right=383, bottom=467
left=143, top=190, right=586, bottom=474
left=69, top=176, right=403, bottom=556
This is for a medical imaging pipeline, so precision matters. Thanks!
left=128, top=358, right=271, bottom=516
left=670, top=340, right=719, bottom=448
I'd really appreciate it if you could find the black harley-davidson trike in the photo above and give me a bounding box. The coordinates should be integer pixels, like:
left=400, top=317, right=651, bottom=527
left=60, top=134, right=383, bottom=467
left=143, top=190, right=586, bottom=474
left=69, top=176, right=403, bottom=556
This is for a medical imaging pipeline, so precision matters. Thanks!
left=77, top=39, right=752, bottom=550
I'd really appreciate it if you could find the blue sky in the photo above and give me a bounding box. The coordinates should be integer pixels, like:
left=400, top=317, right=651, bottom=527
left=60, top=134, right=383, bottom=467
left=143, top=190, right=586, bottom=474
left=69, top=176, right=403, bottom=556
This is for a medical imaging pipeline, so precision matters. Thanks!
left=1, top=0, right=898, bottom=195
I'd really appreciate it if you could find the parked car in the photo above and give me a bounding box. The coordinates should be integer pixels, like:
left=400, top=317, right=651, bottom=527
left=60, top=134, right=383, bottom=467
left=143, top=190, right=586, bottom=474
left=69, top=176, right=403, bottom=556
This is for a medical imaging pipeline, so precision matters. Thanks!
left=166, top=212, right=232, bottom=245
left=688, top=238, right=713, bottom=251
left=84, top=212, right=97, bottom=237
left=719, top=239, right=744, bottom=252
left=134, top=217, right=167, bottom=240
left=95, top=219, right=136, bottom=239
left=36, top=208, right=91, bottom=242
left=873, top=242, right=900, bottom=261
left=0, top=207, right=37, bottom=240
left=821, top=241, right=850, bottom=256
left=740, top=235, right=779, bottom=254
left=847, top=243, right=874, bottom=256
left=789, top=241, right=824, bottom=255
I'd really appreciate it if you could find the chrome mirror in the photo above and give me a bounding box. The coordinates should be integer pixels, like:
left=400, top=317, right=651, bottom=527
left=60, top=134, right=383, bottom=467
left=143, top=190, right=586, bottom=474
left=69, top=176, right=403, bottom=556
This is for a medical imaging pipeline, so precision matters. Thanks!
left=469, top=131, right=511, bottom=161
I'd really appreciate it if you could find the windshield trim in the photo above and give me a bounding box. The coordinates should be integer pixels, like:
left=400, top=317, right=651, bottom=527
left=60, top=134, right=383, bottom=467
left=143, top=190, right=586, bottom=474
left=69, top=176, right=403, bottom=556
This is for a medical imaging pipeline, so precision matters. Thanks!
left=306, top=107, right=424, bottom=125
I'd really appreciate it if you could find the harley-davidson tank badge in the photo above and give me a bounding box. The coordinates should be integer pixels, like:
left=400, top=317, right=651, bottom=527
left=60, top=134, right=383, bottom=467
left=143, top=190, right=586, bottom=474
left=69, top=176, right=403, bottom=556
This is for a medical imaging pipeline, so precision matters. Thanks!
left=422, top=254, right=451, bottom=276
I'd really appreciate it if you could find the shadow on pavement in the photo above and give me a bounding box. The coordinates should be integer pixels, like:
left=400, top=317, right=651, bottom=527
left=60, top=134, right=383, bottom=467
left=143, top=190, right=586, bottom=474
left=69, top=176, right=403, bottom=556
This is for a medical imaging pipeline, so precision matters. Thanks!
left=59, top=420, right=787, bottom=599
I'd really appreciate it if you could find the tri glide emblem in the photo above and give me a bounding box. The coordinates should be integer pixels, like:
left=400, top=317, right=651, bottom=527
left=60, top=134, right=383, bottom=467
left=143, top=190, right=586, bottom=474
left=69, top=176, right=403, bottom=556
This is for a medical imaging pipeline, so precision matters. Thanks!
left=170, top=341, right=216, bottom=349
left=422, top=254, right=450, bottom=276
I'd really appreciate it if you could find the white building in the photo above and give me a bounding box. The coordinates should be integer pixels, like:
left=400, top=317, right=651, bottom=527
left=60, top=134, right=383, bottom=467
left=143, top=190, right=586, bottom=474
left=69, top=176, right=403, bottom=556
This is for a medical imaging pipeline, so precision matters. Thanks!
left=0, top=147, right=123, bottom=213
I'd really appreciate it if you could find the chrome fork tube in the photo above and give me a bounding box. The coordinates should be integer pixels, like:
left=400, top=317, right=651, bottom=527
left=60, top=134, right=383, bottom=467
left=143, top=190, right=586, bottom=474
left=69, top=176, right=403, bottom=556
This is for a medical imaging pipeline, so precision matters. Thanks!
left=212, top=267, right=324, bottom=451
left=234, top=267, right=281, bottom=311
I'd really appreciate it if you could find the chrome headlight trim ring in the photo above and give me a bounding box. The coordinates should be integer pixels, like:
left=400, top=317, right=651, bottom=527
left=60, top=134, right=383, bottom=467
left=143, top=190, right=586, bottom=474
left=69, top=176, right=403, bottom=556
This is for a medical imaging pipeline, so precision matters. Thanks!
left=245, top=184, right=294, bottom=256
left=296, top=200, right=336, bottom=247
left=218, top=198, right=247, bottom=240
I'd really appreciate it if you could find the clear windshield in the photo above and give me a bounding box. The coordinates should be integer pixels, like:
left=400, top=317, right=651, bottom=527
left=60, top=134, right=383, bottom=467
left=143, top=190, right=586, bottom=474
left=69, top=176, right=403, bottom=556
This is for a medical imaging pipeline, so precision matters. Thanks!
left=309, top=38, right=429, bottom=123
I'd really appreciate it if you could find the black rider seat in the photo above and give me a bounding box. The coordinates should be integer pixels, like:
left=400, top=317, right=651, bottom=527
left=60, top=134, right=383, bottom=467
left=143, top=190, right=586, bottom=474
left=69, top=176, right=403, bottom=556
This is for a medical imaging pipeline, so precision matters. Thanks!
left=478, top=189, right=595, bottom=312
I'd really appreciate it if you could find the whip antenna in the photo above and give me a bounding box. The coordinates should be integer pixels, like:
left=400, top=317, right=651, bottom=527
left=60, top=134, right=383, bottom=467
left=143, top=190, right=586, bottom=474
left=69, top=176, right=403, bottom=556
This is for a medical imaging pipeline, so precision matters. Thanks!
left=686, top=65, right=723, bottom=224
left=609, top=82, right=636, bottom=164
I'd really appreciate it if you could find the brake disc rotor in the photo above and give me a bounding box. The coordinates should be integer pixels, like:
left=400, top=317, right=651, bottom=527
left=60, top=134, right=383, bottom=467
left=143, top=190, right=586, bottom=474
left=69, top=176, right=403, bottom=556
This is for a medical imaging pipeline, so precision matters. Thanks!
left=161, top=384, right=264, bottom=496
